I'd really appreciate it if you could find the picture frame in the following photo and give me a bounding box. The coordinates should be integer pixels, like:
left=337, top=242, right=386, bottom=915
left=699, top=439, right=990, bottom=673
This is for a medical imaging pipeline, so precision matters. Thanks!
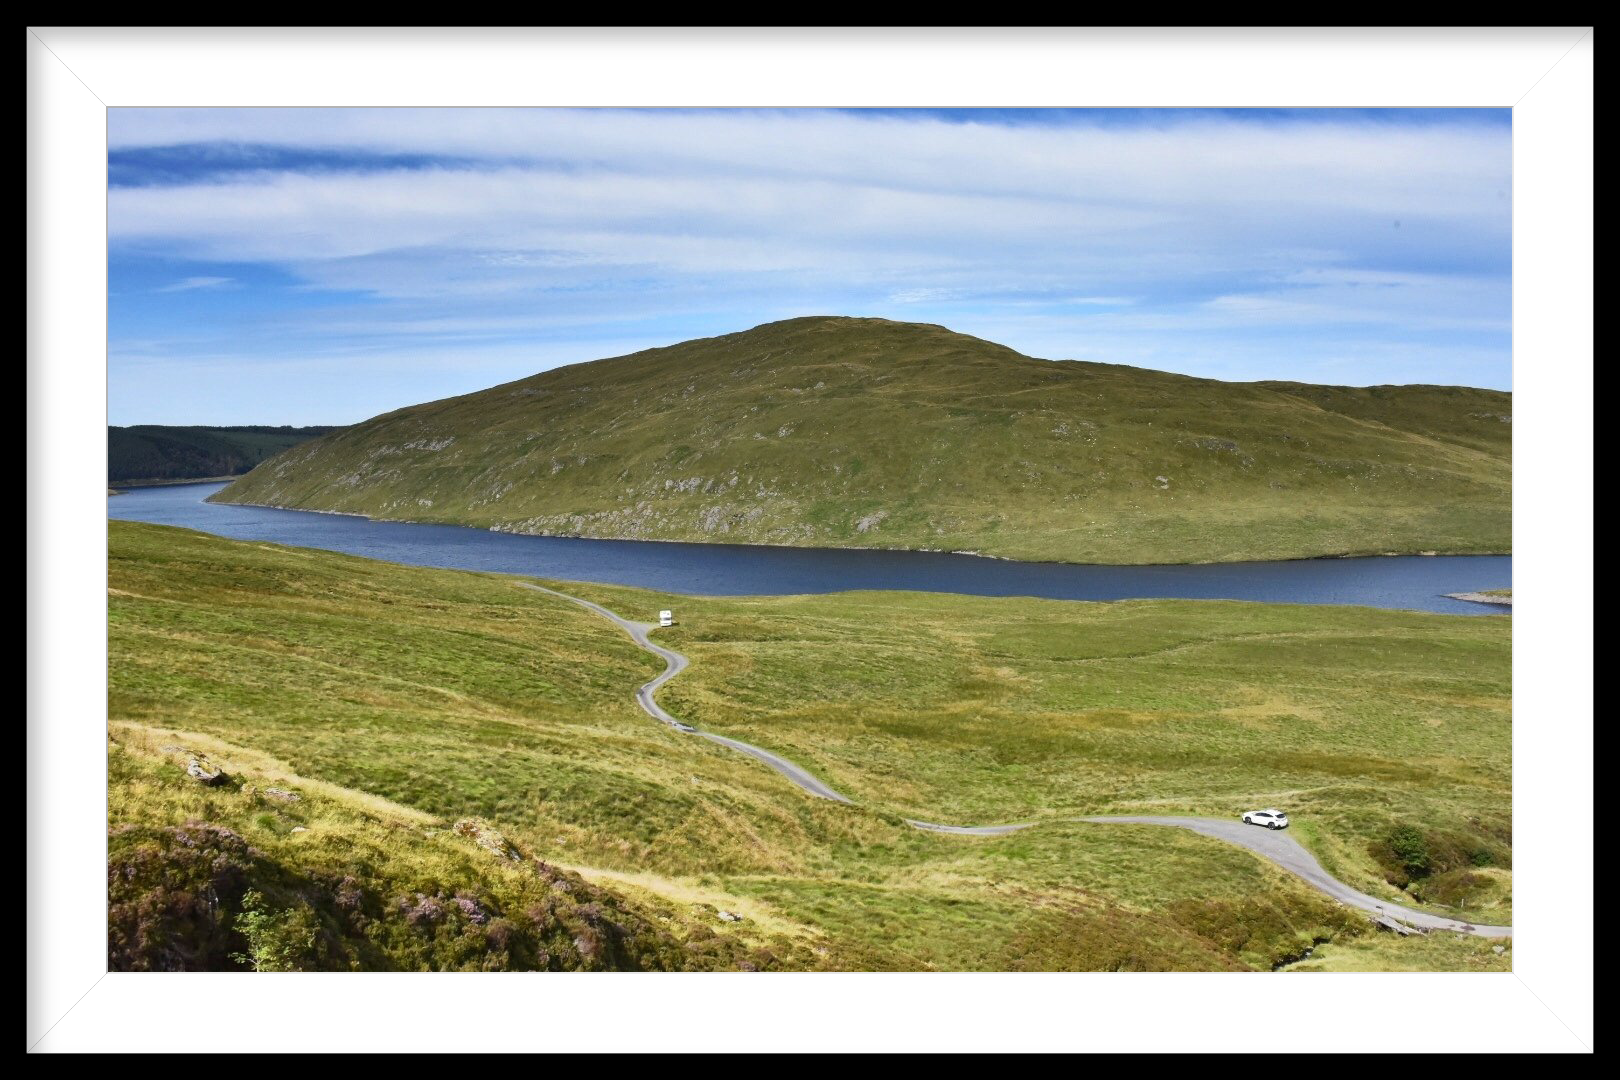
left=28, top=26, right=1592, bottom=1054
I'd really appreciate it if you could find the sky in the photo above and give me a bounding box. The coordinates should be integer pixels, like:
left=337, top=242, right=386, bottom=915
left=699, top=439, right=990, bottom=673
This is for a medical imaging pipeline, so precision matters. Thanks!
left=108, top=107, right=1512, bottom=426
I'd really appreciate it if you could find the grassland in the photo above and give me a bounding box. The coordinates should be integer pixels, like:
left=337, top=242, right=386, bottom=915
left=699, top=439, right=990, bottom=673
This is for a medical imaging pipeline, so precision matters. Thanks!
left=567, top=579, right=1513, bottom=922
left=212, top=316, right=1510, bottom=564
left=1283, top=930, right=1511, bottom=972
left=109, top=522, right=1511, bottom=970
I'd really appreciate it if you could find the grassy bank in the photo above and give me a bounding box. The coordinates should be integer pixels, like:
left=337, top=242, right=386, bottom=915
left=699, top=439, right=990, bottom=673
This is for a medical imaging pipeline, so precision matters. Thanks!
left=109, top=522, right=1511, bottom=969
left=109, top=729, right=821, bottom=972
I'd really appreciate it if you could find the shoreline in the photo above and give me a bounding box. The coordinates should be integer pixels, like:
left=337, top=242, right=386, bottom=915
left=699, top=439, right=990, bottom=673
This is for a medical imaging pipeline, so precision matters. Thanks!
left=201, top=493, right=1512, bottom=569
left=106, top=517, right=1510, bottom=616
left=111, top=474, right=245, bottom=489
left=204, top=496, right=372, bottom=519
left=1446, top=591, right=1513, bottom=607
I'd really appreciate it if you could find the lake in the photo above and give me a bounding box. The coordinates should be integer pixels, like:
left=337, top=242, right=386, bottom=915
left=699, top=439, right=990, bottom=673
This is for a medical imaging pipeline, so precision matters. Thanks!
left=110, top=481, right=1511, bottom=615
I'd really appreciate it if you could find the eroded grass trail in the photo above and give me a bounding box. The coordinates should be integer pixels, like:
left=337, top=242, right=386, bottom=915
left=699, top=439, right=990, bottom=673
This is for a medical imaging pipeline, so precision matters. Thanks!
left=516, top=581, right=1511, bottom=938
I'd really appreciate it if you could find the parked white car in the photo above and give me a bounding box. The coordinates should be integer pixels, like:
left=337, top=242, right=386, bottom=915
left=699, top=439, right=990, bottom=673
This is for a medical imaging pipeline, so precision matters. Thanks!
left=1242, top=809, right=1289, bottom=830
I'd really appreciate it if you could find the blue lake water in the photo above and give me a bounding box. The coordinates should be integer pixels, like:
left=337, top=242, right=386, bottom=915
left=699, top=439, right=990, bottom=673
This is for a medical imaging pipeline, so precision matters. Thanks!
left=110, top=481, right=1511, bottom=615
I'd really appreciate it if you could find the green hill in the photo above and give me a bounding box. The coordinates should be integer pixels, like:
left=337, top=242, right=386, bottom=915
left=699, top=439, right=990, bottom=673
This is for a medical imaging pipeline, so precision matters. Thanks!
left=211, top=317, right=1510, bottom=564
left=110, top=424, right=346, bottom=484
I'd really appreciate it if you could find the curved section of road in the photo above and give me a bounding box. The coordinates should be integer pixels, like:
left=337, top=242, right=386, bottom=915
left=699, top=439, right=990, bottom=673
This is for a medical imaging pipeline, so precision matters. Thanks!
left=518, top=581, right=1509, bottom=938
left=1082, top=816, right=1511, bottom=937
left=518, top=583, right=851, bottom=802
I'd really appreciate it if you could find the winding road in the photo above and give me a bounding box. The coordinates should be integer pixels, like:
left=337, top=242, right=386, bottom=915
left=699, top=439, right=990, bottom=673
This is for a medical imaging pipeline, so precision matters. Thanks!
left=517, top=581, right=1510, bottom=938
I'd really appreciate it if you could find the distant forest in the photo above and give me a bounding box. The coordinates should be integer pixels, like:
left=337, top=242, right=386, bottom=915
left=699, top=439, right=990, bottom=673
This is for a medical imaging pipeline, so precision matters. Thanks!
left=109, top=425, right=344, bottom=482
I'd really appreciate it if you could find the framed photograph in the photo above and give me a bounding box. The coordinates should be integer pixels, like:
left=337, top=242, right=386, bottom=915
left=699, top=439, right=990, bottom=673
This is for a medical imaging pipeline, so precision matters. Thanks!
left=28, top=27, right=1591, bottom=1055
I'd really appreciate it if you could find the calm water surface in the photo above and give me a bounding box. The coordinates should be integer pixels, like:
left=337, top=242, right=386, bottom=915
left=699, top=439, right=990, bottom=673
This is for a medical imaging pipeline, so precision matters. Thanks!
left=110, top=482, right=1511, bottom=615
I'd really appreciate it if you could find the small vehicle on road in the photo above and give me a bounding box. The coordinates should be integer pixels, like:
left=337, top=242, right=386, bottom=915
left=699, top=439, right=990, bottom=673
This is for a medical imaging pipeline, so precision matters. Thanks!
left=1242, top=808, right=1289, bottom=830
left=670, top=722, right=697, bottom=733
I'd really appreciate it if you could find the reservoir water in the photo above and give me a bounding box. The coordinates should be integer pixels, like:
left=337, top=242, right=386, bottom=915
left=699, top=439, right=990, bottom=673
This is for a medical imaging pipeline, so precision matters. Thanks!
left=110, top=481, right=1510, bottom=615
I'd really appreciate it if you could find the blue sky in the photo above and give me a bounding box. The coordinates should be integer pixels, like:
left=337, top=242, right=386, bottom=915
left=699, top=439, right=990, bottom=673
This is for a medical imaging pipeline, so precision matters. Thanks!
left=108, top=107, right=1512, bottom=426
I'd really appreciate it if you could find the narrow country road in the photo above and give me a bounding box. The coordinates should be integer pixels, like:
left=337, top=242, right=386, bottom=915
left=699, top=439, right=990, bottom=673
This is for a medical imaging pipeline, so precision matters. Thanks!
left=517, top=581, right=1510, bottom=938
left=1076, top=816, right=1512, bottom=937
left=517, top=583, right=850, bottom=801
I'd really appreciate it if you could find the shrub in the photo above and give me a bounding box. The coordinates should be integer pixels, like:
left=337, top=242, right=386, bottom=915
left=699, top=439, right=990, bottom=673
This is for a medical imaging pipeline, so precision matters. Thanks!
left=109, top=814, right=801, bottom=972
left=231, top=890, right=321, bottom=972
left=107, top=822, right=259, bottom=971
left=1166, top=892, right=1364, bottom=970
left=1409, top=868, right=1502, bottom=910
left=1372, top=823, right=1511, bottom=889
left=1388, top=825, right=1431, bottom=879
left=334, top=876, right=366, bottom=913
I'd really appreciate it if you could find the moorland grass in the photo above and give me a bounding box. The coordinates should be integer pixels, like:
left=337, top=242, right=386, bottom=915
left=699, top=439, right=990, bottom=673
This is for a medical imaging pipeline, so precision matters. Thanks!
left=109, top=522, right=1510, bottom=970
left=107, top=729, right=817, bottom=972
left=559, top=578, right=1511, bottom=919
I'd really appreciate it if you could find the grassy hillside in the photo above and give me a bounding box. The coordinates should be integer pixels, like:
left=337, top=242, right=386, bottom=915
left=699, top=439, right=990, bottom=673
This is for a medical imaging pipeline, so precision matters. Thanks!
left=110, top=424, right=345, bottom=483
left=109, top=734, right=813, bottom=972
left=109, top=522, right=1511, bottom=970
left=213, top=316, right=1510, bottom=564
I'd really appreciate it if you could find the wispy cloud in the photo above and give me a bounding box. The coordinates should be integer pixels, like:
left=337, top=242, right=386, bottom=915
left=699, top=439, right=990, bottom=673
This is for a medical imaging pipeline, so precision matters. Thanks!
left=888, top=288, right=959, bottom=304
left=155, top=276, right=234, bottom=293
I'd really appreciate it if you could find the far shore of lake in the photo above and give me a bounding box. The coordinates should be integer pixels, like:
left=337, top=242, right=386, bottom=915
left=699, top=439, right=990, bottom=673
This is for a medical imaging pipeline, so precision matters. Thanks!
left=1446, top=590, right=1512, bottom=607
left=110, top=474, right=245, bottom=489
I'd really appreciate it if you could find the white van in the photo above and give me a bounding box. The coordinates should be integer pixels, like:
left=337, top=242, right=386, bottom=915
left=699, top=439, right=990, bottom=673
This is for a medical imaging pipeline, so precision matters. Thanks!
left=659, top=610, right=674, bottom=627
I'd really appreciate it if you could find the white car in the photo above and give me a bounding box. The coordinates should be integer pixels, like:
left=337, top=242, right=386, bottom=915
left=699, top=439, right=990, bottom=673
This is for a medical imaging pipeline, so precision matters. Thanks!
left=1242, top=809, right=1289, bottom=830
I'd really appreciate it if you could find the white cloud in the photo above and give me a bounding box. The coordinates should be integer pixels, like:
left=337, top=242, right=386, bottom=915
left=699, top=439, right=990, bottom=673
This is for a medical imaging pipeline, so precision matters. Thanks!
left=155, top=275, right=233, bottom=292
left=888, top=288, right=959, bottom=304
left=107, top=108, right=1509, bottom=215
left=109, top=111, right=1510, bottom=279
left=107, top=108, right=1513, bottom=407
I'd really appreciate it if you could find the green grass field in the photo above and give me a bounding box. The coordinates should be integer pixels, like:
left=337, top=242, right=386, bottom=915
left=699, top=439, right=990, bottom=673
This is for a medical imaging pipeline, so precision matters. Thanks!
left=108, top=522, right=1511, bottom=971
left=212, top=316, right=1510, bottom=564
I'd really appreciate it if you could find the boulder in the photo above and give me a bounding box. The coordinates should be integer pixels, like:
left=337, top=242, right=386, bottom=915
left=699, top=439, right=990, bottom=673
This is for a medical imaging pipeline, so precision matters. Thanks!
left=452, top=818, right=521, bottom=860
left=186, top=758, right=226, bottom=786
